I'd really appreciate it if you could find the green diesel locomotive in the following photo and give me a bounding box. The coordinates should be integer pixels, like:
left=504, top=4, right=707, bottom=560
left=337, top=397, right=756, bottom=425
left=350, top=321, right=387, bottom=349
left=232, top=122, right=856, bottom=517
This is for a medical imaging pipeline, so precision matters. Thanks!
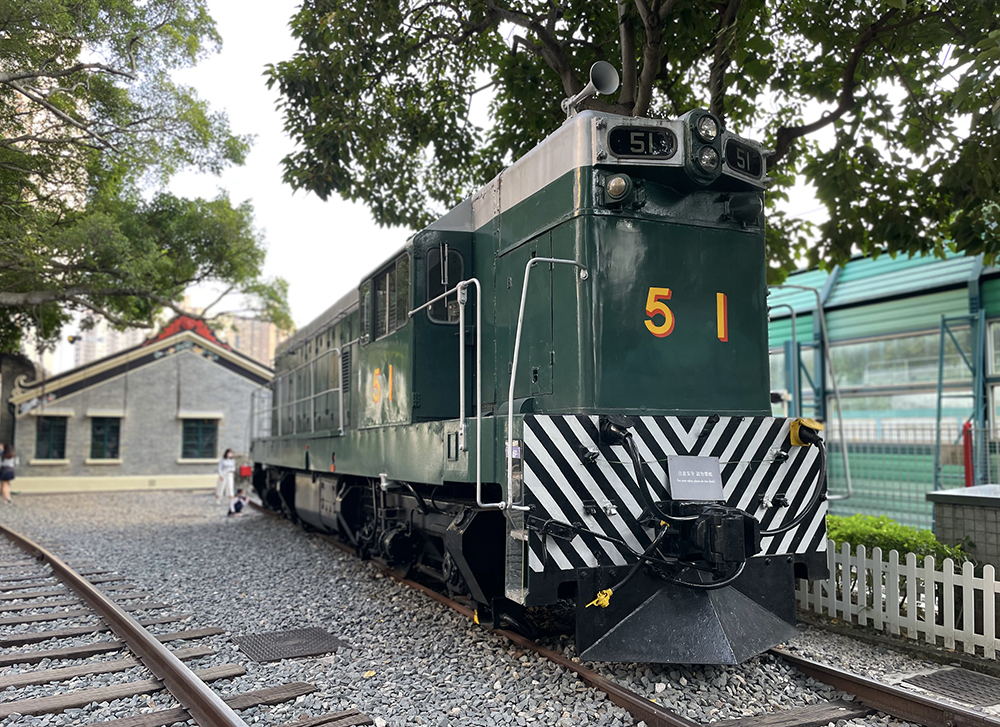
left=250, top=100, right=828, bottom=665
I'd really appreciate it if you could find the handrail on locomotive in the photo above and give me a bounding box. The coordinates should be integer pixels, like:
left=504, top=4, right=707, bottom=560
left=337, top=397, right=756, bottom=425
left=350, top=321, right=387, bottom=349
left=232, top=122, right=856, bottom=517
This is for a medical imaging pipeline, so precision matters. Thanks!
left=506, top=258, right=588, bottom=512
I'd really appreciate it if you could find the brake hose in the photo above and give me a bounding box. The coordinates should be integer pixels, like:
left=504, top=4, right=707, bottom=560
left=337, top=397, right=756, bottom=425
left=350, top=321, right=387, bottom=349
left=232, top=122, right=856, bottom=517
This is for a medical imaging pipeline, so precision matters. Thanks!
left=622, top=433, right=699, bottom=524
left=586, top=525, right=745, bottom=609
left=587, top=527, right=670, bottom=608
left=759, top=439, right=827, bottom=537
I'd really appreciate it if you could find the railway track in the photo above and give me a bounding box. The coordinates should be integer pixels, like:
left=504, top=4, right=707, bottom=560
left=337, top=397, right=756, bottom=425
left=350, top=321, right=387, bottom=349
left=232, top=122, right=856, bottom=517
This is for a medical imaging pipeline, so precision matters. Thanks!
left=400, top=562, right=1000, bottom=726
left=253, top=503, right=1000, bottom=727
left=0, top=523, right=371, bottom=727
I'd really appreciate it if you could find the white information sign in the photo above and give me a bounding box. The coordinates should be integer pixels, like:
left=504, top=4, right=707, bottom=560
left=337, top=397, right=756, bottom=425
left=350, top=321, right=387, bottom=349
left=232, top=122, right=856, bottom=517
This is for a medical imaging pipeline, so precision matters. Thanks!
left=666, top=455, right=724, bottom=501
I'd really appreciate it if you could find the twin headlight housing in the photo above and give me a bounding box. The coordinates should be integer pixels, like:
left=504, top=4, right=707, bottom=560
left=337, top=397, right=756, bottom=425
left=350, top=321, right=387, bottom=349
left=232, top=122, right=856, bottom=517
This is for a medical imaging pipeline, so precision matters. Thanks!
left=597, top=109, right=764, bottom=194
left=681, top=109, right=724, bottom=183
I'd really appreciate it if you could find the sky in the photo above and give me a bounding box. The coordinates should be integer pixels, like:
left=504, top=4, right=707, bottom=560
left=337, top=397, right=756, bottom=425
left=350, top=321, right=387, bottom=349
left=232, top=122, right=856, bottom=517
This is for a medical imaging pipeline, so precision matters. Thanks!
left=168, top=0, right=410, bottom=329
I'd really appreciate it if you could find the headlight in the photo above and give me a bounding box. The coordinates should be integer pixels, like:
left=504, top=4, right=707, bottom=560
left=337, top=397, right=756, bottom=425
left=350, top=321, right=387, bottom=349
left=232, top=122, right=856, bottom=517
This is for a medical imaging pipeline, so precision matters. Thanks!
left=697, top=146, right=719, bottom=171
left=696, top=115, right=719, bottom=142
left=607, top=175, right=630, bottom=199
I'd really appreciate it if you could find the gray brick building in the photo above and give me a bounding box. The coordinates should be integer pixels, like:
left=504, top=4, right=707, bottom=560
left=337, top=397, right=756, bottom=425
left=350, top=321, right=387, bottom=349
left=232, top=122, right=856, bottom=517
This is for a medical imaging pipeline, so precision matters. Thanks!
left=6, top=316, right=271, bottom=493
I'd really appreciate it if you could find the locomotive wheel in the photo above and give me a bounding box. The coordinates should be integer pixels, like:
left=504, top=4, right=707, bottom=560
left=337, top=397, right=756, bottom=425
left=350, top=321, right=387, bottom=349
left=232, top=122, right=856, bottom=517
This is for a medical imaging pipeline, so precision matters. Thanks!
left=441, top=552, right=469, bottom=597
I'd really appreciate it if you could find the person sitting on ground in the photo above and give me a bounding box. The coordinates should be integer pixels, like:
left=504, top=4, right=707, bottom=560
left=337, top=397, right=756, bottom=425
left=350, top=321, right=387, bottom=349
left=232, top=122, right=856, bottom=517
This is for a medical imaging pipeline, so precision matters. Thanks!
left=228, top=488, right=249, bottom=517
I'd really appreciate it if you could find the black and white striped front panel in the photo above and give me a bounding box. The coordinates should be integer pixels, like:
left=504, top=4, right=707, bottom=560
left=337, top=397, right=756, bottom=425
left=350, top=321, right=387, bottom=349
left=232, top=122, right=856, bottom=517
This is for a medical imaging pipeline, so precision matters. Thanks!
left=521, top=415, right=827, bottom=574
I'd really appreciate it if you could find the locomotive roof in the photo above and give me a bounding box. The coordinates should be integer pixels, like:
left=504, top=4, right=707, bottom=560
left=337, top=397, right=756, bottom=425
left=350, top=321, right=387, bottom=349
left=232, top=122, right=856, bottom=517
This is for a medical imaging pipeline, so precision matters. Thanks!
left=426, top=110, right=765, bottom=234
left=276, top=288, right=358, bottom=357
left=427, top=110, right=607, bottom=234
left=279, top=114, right=602, bottom=355
left=279, top=110, right=764, bottom=358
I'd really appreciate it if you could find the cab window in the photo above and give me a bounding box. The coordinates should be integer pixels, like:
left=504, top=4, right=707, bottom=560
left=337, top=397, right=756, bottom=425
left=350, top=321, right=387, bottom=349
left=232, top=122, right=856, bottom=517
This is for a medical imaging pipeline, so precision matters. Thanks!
left=361, top=253, right=410, bottom=344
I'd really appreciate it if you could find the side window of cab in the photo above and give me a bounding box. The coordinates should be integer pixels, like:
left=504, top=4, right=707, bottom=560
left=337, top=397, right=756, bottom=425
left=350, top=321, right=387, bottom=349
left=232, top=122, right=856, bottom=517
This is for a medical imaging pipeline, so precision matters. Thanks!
left=360, top=253, right=410, bottom=345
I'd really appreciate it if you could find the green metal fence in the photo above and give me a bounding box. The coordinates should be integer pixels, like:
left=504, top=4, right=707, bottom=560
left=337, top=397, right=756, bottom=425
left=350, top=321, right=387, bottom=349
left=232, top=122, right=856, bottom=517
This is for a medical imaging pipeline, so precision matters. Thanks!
left=826, top=423, right=969, bottom=532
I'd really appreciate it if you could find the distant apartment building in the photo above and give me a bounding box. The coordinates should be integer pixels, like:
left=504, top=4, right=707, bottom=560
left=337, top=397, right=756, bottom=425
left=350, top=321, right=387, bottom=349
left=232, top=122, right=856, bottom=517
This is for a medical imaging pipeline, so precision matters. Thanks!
left=217, top=315, right=290, bottom=367
left=19, top=310, right=288, bottom=380
left=63, top=312, right=288, bottom=371
left=73, top=320, right=148, bottom=368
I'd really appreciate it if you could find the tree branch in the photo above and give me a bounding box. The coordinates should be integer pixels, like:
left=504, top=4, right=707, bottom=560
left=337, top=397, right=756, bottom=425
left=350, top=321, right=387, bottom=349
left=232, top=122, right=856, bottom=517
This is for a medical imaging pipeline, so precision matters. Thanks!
left=0, top=287, right=111, bottom=306
left=8, top=80, right=118, bottom=151
left=67, top=296, right=151, bottom=329
left=0, top=61, right=136, bottom=84
left=770, top=8, right=900, bottom=166
left=484, top=0, right=578, bottom=95
left=199, top=285, right=235, bottom=317
left=709, top=0, right=742, bottom=121
left=618, top=0, right=637, bottom=109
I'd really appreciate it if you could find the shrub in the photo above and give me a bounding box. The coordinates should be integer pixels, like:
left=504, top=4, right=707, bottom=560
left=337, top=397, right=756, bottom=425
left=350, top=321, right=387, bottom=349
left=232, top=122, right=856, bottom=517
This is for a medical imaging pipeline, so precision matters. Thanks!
left=826, top=514, right=971, bottom=565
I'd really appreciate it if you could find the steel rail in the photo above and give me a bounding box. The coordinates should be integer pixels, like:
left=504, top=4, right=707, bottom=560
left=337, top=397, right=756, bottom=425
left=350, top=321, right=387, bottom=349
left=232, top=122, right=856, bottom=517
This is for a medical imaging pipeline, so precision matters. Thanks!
left=320, top=517, right=1000, bottom=727
left=395, top=573, right=700, bottom=727
left=773, top=648, right=1000, bottom=727
left=0, top=524, right=249, bottom=727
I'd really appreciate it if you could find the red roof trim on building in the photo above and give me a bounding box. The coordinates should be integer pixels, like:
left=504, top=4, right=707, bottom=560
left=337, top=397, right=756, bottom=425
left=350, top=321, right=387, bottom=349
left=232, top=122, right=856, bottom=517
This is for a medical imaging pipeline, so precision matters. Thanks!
left=142, top=315, right=230, bottom=349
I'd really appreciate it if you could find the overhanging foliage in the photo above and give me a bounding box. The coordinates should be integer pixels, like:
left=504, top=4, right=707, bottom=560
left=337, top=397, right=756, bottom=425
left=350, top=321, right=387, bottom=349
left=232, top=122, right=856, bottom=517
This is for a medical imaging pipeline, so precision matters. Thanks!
left=267, top=0, right=1000, bottom=277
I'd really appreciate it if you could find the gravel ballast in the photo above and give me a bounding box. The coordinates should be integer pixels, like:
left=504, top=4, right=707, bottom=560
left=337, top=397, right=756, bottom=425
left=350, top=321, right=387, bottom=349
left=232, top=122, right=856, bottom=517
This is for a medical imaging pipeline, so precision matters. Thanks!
left=0, top=490, right=953, bottom=726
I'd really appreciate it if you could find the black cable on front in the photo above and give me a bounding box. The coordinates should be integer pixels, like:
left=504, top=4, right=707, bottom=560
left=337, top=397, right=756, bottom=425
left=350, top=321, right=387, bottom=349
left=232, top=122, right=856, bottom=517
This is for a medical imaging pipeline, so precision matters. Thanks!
left=610, top=527, right=669, bottom=593
left=658, top=560, right=747, bottom=590
left=621, top=433, right=699, bottom=524
left=586, top=527, right=670, bottom=608
left=614, top=530, right=747, bottom=592
left=586, top=523, right=746, bottom=609
left=759, top=439, right=827, bottom=537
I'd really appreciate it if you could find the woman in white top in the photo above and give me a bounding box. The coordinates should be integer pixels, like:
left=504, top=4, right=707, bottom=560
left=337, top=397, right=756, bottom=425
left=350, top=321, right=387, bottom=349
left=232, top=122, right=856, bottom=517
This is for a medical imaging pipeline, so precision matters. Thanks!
left=217, top=448, right=236, bottom=503
left=0, top=443, right=17, bottom=505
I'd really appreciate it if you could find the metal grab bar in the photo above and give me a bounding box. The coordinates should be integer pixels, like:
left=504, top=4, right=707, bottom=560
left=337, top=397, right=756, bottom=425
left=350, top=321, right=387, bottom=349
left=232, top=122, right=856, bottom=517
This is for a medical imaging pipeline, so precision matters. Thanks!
left=507, top=258, right=589, bottom=511
left=771, top=284, right=852, bottom=500
left=409, top=278, right=497, bottom=510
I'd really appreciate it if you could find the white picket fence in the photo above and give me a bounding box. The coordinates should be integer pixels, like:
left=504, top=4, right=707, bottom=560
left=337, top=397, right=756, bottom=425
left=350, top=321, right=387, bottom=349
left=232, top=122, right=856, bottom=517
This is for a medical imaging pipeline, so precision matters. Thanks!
left=796, top=541, right=1000, bottom=659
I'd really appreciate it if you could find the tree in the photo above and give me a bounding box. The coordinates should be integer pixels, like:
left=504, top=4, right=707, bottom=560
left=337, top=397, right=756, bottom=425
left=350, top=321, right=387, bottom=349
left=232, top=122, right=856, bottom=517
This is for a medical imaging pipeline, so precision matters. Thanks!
left=0, top=0, right=292, bottom=353
left=266, top=0, right=1000, bottom=277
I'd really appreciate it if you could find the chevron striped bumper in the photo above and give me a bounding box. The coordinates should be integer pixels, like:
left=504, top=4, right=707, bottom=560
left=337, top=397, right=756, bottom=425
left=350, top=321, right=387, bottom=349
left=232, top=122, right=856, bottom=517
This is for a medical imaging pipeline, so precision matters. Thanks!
left=506, top=414, right=827, bottom=592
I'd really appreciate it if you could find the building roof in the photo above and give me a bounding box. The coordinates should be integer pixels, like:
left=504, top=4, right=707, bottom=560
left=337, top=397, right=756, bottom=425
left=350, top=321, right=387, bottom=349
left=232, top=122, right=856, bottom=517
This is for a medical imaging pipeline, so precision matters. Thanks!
left=9, top=315, right=272, bottom=416
left=768, top=251, right=987, bottom=319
